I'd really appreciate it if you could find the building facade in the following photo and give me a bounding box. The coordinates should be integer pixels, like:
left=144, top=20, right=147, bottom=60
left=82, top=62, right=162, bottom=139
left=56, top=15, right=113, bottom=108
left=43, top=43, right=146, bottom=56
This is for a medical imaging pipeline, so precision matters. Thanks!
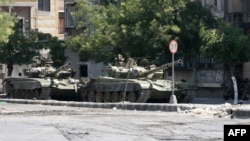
left=1, top=0, right=64, bottom=39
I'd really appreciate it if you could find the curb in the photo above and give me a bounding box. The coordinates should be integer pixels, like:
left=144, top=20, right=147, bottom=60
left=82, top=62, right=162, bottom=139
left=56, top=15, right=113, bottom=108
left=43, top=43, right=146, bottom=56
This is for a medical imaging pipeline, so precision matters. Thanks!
left=0, top=98, right=194, bottom=112
left=1, top=98, right=250, bottom=118
left=231, top=108, right=250, bottom=119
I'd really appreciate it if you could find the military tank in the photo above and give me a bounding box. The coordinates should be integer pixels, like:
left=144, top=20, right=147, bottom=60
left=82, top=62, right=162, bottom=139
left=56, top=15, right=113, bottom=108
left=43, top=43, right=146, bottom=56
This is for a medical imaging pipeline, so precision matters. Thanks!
left=79, top=57, right=198, bottom=103
left=3, top=55, right=80, bottom=100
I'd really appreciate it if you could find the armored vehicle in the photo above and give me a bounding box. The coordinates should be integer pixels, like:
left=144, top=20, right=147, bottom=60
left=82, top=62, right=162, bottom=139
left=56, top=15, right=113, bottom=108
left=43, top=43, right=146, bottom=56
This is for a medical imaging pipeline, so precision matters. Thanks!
left=3, top=55, right=80, bottom=100
left=80, top=57, right=198, bottom=103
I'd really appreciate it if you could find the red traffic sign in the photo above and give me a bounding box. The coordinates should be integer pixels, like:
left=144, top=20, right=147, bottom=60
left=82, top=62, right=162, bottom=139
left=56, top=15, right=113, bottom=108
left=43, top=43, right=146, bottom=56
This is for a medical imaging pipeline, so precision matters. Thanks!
left=169, top=40, right=178, bottom=54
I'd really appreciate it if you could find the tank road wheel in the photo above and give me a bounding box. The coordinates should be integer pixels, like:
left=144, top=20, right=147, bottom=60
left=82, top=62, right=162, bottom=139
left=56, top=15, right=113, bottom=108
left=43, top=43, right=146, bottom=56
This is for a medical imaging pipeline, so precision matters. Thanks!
left=26, top=90, right=32, bottom=99
left=87, top=91, right=96, bottom=102
left=22, top=90, right=27, bottom=99
left=4, top=83, right=11, bottom=97
left=103, top=92, right=111, bottom=103
left=33, top=89, right=40, bottom=99
left=80, top=90, right=87, bottom=101
left=111, top=92, right=120, bottom=102
left=13, top=89, right=20, bottom=98
left=95, top=92, right=104, bottom=103
left=9, top=87, right=15, bottom=98
left=19, top=89, right=26, bottom=99
left=127, top=92, right=136, bottom=102
left=120, top=92, right=126, bottom=102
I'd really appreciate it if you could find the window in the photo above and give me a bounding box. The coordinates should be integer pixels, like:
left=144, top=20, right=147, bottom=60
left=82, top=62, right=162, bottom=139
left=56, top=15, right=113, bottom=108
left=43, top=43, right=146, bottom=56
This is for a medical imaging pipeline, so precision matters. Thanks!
left=58, top=13, right=65, bottom=34
left=65, top=7, right=76, bottom=27
left=38, top=0, right=50, bottom=11
left=18, top=18, right=24, bottom=32
left=214, top=0, right=217, bottom=6
left=80, top=65, right=88, bottom=77
left=106, top=0, right=118, bottom=5
left=198, top=57, right=223, bottom=69
left=228, top=13, right=243, bottom=27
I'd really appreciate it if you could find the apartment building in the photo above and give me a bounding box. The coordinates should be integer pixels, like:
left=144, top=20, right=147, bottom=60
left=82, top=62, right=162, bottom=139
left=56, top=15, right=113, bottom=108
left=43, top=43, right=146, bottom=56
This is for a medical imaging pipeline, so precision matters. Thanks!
left=1, top=0, right=64, bottom=39
left=189, top=0, right=250, bottom=98
left=223, top=0, right=250, bottom=80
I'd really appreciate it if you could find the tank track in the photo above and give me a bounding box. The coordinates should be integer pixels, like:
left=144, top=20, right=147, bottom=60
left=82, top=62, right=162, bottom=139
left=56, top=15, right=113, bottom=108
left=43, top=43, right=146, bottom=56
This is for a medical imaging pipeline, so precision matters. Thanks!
left=80, top=89, right=151, bottom=103
left=4, top=80, right=51, bottom=100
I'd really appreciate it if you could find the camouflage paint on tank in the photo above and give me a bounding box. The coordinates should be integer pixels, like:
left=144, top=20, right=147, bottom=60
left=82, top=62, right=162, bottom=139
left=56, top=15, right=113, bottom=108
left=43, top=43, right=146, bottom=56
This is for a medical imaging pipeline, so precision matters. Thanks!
left=3, top=55, right=80, bottom=100
left=79, top=57, right=198, bottom=103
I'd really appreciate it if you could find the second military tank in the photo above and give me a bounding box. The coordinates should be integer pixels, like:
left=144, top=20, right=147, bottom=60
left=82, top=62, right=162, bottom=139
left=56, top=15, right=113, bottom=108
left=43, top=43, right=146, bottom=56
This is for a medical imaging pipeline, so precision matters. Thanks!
left=3, top=55, right=80, bottom=100
left=80, top=57, right=198, bottom=103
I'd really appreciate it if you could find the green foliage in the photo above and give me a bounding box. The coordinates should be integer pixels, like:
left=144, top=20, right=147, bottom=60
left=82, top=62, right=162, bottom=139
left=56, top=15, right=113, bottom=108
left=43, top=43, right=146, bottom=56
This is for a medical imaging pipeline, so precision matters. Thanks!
left=0, top=22, right=40, bottom=65
left=66, top=0, right=186, bottom=63
left=36, top=33, right=67, bottom=66
left=66, top=0, right=249, bottom=71
left=0, top=8, right=15, bottom=43
left=200, top=20, right=250, bottom=65
left=0, top=20, right=67, bottom=76
left=178, top=1, right=217, bottom=57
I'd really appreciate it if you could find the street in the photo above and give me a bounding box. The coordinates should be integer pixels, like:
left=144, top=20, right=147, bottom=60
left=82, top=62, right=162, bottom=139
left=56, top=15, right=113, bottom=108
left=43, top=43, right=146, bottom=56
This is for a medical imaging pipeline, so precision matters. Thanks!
left=1, top=102, right=250, bottom=141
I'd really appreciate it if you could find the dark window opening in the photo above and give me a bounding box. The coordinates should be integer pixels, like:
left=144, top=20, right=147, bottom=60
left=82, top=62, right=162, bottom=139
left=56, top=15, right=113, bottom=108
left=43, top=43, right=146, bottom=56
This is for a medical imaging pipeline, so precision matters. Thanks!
left=65, top=7, right=76, bottom=27
left=214, top=0, right=217, bottom=6
left=38, top=0, right=50, bottom=11
left=80, top=65, right=88, bottom=77
left=18, top=19, right=24, bottom=32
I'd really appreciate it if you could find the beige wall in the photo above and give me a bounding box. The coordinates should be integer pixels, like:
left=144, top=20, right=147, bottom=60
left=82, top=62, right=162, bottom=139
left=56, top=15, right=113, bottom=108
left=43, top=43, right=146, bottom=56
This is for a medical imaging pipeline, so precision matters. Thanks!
left=4, top=0, right=62, bottom=39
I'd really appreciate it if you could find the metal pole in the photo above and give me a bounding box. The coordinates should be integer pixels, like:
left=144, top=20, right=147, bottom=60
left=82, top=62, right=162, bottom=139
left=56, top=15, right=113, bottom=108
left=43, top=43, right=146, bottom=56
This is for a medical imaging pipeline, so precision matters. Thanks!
left=172, top=53, right=174, bottom=96
left=169, top=53, right=177, bottom=104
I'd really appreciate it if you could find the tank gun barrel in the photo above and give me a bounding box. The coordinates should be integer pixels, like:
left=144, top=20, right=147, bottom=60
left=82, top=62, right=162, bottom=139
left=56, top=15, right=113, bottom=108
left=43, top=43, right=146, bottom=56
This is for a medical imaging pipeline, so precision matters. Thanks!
left=133, top=59, right=183, bottom=78
left=52, top=62, right=71, bottom=77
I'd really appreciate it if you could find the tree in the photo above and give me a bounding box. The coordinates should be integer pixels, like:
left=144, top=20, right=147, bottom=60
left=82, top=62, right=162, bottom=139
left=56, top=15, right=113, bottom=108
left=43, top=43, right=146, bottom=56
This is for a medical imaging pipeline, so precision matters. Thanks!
left=0, top=21, right=67, bottom=76
left=36, top=33, right=67, bottom=67
left=177, top=1, right=217, bottom=58
left=66, top=0, right=186, bottom=64
left=200, top=20, right=250, bottom=102
left=0, top=21, right=40, bottom=76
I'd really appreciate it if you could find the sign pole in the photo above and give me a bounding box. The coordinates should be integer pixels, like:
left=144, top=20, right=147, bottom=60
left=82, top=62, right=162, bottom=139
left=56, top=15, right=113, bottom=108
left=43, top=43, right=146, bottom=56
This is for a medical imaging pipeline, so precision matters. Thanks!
left=169, top=40, right=178, bottom=104
left=172, top=52, right=174, bottom=96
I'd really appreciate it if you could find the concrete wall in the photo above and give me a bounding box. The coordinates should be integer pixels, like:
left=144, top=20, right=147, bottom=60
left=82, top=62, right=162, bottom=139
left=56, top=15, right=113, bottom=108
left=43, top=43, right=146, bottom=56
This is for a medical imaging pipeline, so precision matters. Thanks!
left=2, top=0, right=62, bottom=38
left=64, top=48, right=80, bottom=79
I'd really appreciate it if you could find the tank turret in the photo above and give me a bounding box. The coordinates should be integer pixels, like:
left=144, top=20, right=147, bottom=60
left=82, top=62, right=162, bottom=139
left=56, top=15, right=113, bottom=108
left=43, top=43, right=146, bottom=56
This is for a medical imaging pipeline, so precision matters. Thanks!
left=51, top=62, right=76, bottom=78
left=3, top=54, right=80, bottom=101
left=24, top=56, right=75, bottom=79
left=106, top=58, right=183, bottom=79
left=132, top=59, right=183, bottom=78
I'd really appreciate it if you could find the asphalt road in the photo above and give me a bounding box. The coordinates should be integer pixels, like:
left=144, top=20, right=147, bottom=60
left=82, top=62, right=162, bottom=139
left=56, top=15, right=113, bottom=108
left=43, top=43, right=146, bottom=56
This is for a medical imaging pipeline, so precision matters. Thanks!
left=1, top=102, right=250, bottom=141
